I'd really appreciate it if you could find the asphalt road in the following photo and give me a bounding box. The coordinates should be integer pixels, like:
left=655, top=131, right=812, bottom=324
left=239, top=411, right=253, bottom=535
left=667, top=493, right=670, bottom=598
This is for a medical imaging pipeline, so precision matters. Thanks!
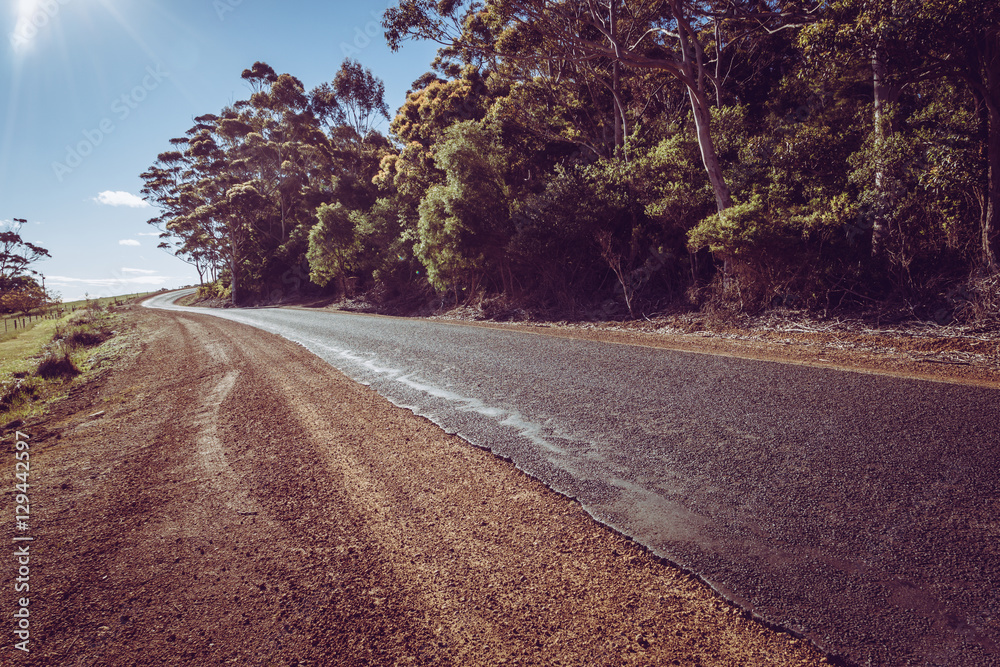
left=146, top=291, right=1000, bottom=666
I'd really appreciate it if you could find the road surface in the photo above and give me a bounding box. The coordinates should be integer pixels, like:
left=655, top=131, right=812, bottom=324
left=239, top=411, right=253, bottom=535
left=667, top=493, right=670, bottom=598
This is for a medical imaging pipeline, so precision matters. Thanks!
left=14, top=306, right=825, bottom=665
left=146, top=291, right=1000, bottom=666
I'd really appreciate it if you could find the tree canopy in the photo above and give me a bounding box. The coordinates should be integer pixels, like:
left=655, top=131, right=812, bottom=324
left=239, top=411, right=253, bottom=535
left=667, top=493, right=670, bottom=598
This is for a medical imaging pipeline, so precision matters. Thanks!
left=0, top=219, right=52, bottom=313
left=141, top=5, right=1000, bottom=321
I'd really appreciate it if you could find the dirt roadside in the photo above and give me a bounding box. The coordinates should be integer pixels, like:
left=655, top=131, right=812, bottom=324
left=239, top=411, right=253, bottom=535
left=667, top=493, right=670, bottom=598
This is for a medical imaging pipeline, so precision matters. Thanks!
left=0, top=305, right=835, bottom=666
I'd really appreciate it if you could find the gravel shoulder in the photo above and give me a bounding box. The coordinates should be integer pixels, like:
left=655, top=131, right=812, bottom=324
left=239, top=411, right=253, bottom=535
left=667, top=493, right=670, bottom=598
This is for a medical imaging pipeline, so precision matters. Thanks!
left=1, top=306, right=830, bottom=665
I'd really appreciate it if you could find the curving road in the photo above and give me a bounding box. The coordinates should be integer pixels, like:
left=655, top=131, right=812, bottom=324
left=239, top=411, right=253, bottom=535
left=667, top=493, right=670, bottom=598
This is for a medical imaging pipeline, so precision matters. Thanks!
left=146, top=291, right=1000, bottom=666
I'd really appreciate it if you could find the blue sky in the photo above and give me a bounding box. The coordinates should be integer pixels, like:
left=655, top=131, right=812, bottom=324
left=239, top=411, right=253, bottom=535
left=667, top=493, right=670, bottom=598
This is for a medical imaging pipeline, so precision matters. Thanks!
left=0, top=0, right=438, bottom=301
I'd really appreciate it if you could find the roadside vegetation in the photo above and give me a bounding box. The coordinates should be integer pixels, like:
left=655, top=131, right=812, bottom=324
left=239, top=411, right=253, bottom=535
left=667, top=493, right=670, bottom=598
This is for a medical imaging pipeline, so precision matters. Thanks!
left=0, top=300, right=133, bottom=426
left=0, top=292, right=154, bottom=342
left=141, top=1, right=1000, bottom=325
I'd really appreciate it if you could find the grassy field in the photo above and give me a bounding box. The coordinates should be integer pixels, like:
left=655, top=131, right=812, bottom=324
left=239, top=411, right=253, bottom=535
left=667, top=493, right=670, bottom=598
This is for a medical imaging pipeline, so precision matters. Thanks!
left=57, top=291, right=159, bottom=311
left=0, top=317, right=66, bottom=378
left=0, top=313, right=76, bottom=423
left=0, top=291, right=150, bottom=424
left=0, top=291, right=158, bottom=343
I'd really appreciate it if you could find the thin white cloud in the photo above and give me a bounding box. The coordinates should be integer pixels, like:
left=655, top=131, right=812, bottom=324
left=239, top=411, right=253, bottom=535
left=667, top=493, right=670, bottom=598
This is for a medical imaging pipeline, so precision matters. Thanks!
left=94, top=191, right=150, bottom=208
left=137, top=232, right=161, bottom=236
left=46, top=275, right=172, bottom=288
left=119, top=239, right=141, bottom=247
left=121, top=268, right=157, bottom=275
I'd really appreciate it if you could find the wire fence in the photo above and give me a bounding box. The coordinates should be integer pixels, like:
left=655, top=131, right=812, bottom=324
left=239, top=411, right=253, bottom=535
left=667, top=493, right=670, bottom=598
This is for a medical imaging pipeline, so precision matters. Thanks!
left=0, top=292, right=154, bottom=338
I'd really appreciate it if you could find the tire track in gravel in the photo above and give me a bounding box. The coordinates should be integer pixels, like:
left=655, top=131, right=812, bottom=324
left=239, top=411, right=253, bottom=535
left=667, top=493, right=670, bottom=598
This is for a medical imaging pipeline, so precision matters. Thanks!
left=175, top=317, right=259, bottom=518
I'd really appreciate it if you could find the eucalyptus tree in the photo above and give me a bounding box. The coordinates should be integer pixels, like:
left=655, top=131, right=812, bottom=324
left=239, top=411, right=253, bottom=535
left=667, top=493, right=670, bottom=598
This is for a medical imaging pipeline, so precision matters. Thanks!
left=226, top=64, right=333, bottom=250
left=311, top=59, right=391, bottom=157
left=0, top=219, right=50, bottom=289
left=142, top=136, right=225, bottom=286
left=384, top=0, right=822, bottom=222
left=800, top=0, right=1000, bottom=274
left=141, top=111, right=256, bottom=303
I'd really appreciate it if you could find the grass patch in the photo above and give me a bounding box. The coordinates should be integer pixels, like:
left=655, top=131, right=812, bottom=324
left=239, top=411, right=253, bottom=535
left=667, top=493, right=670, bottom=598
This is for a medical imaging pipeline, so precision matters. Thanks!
left=54, top=309, right=116, bottom=349
left=35, top=345, right=81, bottom=380
left=0, top=318, right=66, bottom=376
left=0, top=289, right=164, bottom=345
left=0, top=289, right=158, bottom=344
left=0, top=306, right=129, bottom=425
left=0, top=313, right=58, bottom=343
left=0, top=377, right=42, bottom=413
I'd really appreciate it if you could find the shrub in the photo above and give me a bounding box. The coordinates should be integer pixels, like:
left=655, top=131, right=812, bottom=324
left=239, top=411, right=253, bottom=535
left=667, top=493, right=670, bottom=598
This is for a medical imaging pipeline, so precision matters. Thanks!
left=55, top=313, right=114, bottom=349
left=415, top=121, right=511, bottom=296
left=687, top=193, right=860, bottom=311
left=197, top=280, right=232, bottom=301
left=0, top=378, right=40, bottom=408
left=68, top=310, right=95, bottom=326
left=35, top=346, right=80, bottom=380
left=67, top=328, right=111, bottom=347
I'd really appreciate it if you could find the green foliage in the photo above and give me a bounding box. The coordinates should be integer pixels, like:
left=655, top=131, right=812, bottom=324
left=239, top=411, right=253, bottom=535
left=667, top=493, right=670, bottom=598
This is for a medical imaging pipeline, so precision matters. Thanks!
left=140, top=3, right=1000, bottom=320
left=307, top=202, right=359, bottom=289
left=391, top=67, right=491, bottom=149
left=637, top=131, right=714, bottom=236
left=354, top=198, right=417, bottom=290
left=689, top=195, right=781, bottom=259
left=414, top=121, right=510, bottom=293
left=688, top=191, right=861, bottom=310
left=196, top=280, right=231, bottom=301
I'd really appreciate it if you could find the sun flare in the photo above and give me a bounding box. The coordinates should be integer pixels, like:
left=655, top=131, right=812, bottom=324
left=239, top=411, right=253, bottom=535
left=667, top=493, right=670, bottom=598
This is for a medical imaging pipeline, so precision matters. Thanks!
left=11, top=0, right=69, bottom=54
left=16, top=0, right=46, bottom=25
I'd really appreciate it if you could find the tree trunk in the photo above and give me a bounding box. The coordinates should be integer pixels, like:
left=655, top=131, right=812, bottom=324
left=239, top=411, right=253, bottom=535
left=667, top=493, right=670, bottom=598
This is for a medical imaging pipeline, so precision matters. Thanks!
left=983, top=106, right=999, bottom=273
left=613, top=60, right=624, bottom=157
left=229, top=230, right=243, bottom=306
left=687, top=87, right=735, bottom=279
left=608, top=3, right=625, bottom=160
left=666, top=0, right=731, bottom=215
left=871, top=45, right=893, bottom=258
left=981, top=35, right=1000, bottom=273
left=688, top=88, right=732, bottom=213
